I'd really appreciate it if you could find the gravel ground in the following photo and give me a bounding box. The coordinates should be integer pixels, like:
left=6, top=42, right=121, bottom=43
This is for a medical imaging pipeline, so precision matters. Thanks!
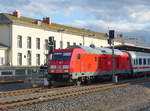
left=5, top=82, right=150, bottom=111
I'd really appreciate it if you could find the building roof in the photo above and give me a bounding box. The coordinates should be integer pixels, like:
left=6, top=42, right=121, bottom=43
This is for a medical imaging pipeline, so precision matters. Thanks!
left=1, top=13, right=106, bottom=39
left=0, top=42, right=9, bottom=50
left=0, top=13, right=124, bottom=43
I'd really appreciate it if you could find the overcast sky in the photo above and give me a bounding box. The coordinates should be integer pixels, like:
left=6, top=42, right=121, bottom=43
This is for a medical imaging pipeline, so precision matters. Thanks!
left=0, top=0, right=150, bottom=46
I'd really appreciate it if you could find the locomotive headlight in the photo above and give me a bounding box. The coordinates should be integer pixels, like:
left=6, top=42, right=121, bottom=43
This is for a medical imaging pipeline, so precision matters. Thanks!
left=50, top=70, right=55, bottom=72
left=50, top=65, right=56, bottom=69
left=63, top=65, right=69, bottom=69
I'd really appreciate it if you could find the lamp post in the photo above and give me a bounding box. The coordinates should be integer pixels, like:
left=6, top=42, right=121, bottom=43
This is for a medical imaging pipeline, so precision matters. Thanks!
left=81, top=34, right=85, bottom=46
left=88, top=34, right=95, bottom=46
left=57, top=28, right=65, bottom=49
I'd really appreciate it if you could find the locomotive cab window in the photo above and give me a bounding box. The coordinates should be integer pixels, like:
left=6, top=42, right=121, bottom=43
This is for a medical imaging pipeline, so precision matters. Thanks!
left=52, top=52, right=71, bottom=60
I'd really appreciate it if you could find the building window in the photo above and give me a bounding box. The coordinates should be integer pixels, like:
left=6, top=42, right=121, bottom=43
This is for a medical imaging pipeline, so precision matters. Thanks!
left=17, top=35, right=22, bottom=48
left=27, top=37, right=31, bottom=49
left=73, top=42, right=76, bottom=46
left=45, top=39, right=48, bottom=50
left=17, top=53, right=22, bottom=65
left=60, top=41, right=63, bottom=49
left=36, top=38, right=40, bottom=49
left=0, top=57, right=4, bottom=65
left=36, top=54, right=40, bottom=65
left=67, top=42, right=70, bottom=47
left=27, top=51, right=31, bottom=65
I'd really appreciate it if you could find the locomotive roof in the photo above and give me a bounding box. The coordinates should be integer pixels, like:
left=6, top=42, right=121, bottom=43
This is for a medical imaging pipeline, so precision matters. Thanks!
left=68, top=46, right=124, bottom=55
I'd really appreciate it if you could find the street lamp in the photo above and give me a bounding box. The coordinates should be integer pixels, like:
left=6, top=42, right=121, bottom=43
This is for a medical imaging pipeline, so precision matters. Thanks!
left=88, top=34, right=95, bottom=47
left=57, top=28, right=65, bottom=49
left=81, top=34, right=85, bottom=46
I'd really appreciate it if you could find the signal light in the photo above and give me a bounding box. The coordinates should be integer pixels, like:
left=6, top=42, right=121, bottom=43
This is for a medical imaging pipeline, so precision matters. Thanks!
left=109, top=30, right=115, bottom=39
left=49, top=36, right=54, bottom=42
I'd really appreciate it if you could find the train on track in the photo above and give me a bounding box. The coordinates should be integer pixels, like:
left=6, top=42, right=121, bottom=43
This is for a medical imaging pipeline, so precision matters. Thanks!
left=46, top=46, right=150, bottom=86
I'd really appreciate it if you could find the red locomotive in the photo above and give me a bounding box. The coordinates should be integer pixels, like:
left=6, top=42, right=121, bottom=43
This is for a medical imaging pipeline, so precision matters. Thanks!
left=47, top=46, right=150, bottom=86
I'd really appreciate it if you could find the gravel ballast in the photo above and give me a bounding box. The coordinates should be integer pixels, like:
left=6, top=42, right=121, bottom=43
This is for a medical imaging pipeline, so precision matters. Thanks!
left=5, top=82, right=150, bottom=111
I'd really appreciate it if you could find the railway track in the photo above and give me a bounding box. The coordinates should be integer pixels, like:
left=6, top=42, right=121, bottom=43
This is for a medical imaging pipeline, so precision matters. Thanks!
left=0, top=78, right=149, bottom=110
left=0, top=85, right=77, bottom=98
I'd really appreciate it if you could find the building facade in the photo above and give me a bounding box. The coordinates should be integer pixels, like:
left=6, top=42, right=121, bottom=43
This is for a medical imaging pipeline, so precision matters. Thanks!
left=0, top=11, right=123, bottom=67
left=0, top=43, right=8, bottom=66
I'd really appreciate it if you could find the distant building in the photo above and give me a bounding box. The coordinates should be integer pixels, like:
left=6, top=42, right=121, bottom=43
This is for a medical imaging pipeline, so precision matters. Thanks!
left=0, top=11, right=124, bottom=67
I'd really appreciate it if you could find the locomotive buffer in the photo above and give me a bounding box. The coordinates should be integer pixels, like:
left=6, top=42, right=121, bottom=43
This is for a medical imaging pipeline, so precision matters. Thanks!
left=108, top=30, right=118, bottom=83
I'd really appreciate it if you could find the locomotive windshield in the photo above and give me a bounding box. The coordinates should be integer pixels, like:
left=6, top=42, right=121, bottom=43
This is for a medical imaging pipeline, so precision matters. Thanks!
left=52, top=52, right=71, bottom=60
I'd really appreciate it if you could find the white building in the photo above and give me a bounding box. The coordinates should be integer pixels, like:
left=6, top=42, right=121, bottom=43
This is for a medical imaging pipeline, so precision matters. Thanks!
left=0, top=11, right=123, bottom=67
left=0, top=43, right=8, bottom=66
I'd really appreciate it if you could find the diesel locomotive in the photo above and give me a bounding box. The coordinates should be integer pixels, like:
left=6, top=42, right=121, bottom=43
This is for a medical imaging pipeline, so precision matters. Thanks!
left=46, top=46, right=150, bottom=86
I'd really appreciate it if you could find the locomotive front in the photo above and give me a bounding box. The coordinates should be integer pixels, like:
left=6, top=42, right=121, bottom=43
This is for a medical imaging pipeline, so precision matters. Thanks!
left=47, top=49, right=73, bottom=82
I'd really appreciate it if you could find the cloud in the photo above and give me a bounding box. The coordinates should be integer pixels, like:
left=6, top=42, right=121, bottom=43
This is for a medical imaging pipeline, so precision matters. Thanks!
left=1, top=0, right=150, bottom=22
left=0, top=0, right=150, bottom=46
left=67, top=19, right=148, bottom=33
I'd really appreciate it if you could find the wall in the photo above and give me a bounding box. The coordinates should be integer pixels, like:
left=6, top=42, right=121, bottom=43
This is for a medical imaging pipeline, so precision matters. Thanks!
left=11, top=24, right=122, bottom=66
left=0, top=50, right=6, bottom=65
left=0, top=24, right=11, bottom=46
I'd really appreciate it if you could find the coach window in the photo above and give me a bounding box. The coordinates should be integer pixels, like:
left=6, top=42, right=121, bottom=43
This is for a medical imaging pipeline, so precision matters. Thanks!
left=133, top=59, right=136, bottom=65
left=136, top=59, right=138, bottom=65
left=143, top=58, right=146, bottom=65
left=139, top=58, right=142, bottom=65
left=148, top=59, right=150, bottom=64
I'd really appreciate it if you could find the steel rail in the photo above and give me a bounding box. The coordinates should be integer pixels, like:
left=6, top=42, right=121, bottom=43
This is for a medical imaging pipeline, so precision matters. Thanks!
left=0, top=78, right=149, bottom=110
left=0, top=85, right=77, bottom=98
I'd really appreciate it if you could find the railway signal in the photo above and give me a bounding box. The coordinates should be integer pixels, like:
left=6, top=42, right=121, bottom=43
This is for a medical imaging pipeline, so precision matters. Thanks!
left=108, top=30, right=118, bottom=83
left=48, top=36, right=55, bottom=54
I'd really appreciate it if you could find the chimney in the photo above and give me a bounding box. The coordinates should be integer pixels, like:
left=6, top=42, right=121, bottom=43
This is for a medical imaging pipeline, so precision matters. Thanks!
left=35, top=20, right=41, bottom=26
left=43, top=17, right=51, bottom=24
left=13, top=10, right=21, bottom=18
